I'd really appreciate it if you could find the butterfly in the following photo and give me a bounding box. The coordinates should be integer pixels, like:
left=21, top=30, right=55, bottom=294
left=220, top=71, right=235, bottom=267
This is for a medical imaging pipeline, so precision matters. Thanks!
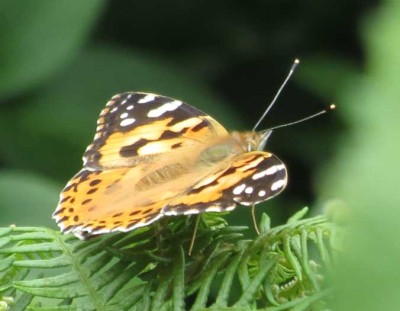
left=53, top=92, right=287, bottom=239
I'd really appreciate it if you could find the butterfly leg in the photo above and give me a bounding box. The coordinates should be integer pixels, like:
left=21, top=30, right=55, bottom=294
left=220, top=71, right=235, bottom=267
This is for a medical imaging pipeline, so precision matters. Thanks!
left=188, top=215, right=201, bottom=256
left=250, top=204, right=261, bottom=235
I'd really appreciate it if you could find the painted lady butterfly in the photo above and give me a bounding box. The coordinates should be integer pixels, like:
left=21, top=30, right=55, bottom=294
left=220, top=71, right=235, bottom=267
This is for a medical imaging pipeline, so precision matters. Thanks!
left=53, top=92, right=287, bottom=239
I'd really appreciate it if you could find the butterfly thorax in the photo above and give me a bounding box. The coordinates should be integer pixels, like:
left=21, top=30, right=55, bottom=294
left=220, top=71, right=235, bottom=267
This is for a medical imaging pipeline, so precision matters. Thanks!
left=230, top=130, right=273, bottom=152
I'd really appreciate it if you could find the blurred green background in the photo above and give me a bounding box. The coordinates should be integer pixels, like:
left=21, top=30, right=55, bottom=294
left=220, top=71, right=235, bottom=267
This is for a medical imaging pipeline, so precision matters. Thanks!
left=0, top=0, right=359, bottom=228
left=1, top=0, right=400, bottom=309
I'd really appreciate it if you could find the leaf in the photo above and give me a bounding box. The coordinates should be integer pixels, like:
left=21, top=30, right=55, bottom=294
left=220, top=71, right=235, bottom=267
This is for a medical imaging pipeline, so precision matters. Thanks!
left=0, top=0, right=104, bottom=98
left=317, top=1, right=400, bottom=310
left=0, top=209, right=339, bottom=309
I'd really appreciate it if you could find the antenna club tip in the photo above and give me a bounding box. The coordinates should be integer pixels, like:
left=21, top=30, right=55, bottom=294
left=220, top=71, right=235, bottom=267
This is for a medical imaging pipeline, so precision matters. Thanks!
left=294, top=58, right=300, bottom=64
left=329, top=104, right=336, bottom=110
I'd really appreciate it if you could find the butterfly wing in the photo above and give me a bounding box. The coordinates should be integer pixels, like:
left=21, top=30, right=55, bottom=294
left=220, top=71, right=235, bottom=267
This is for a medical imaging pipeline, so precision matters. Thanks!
left=163, top=151, right=287, bottom=215
left=83, top=92, right=229, bottom=169
left=54, top=150, right=287, bottom=239
left=53, top=167, right=188, bottom=239
left=53, top=92, right=236, bottom=238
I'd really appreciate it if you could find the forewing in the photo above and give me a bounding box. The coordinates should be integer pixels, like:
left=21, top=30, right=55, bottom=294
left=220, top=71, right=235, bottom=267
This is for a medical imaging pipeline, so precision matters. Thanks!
left=163, top=151, right=287, bottom=215
left=83, top=92, right=229, bottom=169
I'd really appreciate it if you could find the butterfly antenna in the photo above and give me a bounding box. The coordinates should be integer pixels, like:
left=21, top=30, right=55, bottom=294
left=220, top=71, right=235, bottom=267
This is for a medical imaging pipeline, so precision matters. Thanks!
left=252, top=59, right=300, bottom=131
left=268, top=104, right=336, bottom=131
left=188, top=215, right=201, bottom=256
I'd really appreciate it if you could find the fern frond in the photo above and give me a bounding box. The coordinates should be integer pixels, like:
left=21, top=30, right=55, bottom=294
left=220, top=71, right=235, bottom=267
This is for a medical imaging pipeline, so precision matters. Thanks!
left=0, top=207, right=339, bottom=310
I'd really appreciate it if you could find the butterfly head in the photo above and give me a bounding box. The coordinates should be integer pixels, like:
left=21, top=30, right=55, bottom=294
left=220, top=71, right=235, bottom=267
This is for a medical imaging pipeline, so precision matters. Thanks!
left=230, top=129, right=273, bottom=152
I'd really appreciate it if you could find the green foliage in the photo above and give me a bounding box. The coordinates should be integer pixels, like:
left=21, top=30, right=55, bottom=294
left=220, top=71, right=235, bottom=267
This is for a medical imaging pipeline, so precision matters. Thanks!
left=296, top=1, right=400, bottom=310
left=0, top=0, right=104, bottom=98
left=0, top=208, right=339, bottom=310
left=2, top=0, right=400, bottom=310
left=0, top=172, right=60, bottom=229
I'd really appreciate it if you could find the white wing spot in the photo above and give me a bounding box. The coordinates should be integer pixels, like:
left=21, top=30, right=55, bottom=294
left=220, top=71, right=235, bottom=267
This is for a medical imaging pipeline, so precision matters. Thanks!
left=245, top=187, right=254, bottom=194
left=225, top=205, right=236, bottom=211
left=120, top=118, right=135, bottom=127
left=271, top=179, right=286, bottom=191
left=111, top=107, right=118, bottom=113
left=138, top=94, right=155, bottom=104
left=126, top=105, right=134, bottom=110
left=147, top=101, right=182, bottom=118
left=164, top=210, right=178, bottom=216
left=120, top=112, right=128, bottom=119
left=121, top=99, right=127, bottom=105
left=252, top=164, right=285, bottom=180
left=258, top=190, right=266, bottom=197
left=182, top=209, right=201, bottom=215
left=205, top=206, right=222, bottom=212
left=127, top=94, right=133, bottom=99
left=233, top=184, right=246, bottom=195
left=238, top=201, right=255, bottom=206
